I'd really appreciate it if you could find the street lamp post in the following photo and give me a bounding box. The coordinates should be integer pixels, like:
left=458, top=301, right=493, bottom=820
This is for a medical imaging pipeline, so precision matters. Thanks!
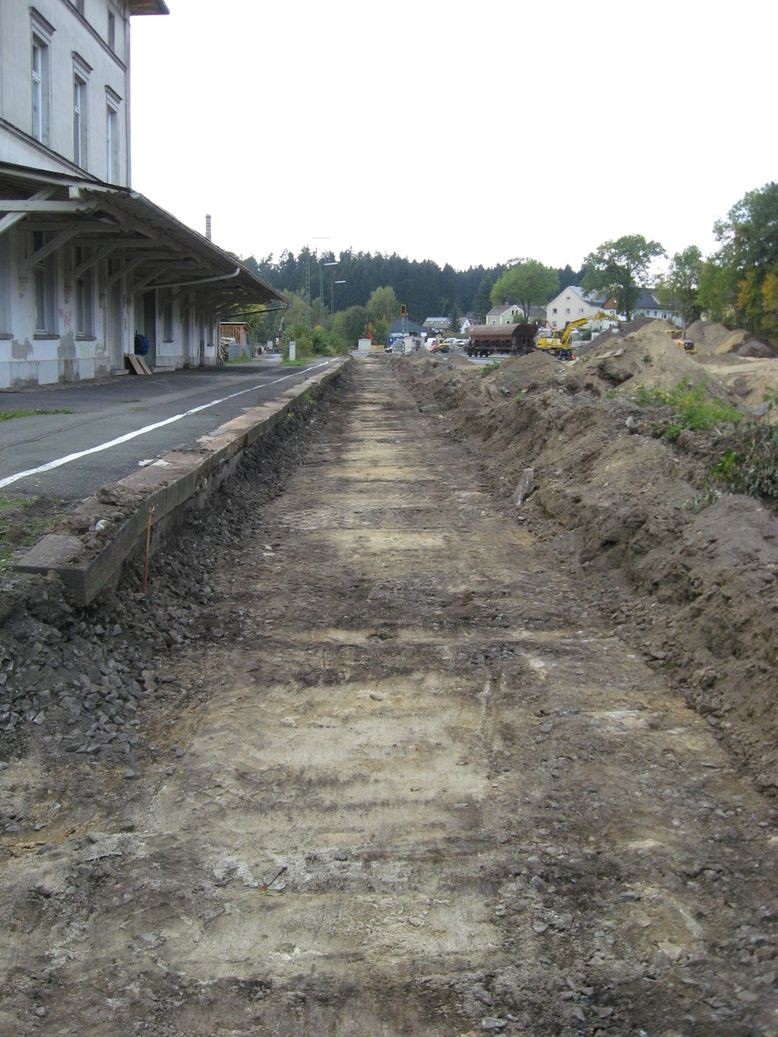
left=322, top=260, right=338, bottom=319
left=323, top=260, right=338, bottom=314
left=331, top=278, right=346, bottom=315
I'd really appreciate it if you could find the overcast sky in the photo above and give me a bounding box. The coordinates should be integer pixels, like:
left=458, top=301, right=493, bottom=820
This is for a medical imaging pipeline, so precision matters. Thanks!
left=130, top=0, right=776, bottom=275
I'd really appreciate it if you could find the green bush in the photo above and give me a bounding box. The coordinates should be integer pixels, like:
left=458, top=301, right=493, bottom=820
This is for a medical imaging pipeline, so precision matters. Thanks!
left=632, top=378, right=742, bottom=438
left=712, top=391, right=778, bottom=500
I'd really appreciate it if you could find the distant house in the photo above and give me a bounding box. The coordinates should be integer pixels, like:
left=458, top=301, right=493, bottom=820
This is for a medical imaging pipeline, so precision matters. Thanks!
left=389, top=317, right=426, bottom=337
left=527, top=305, right=548, bottom=322
left=460, top=314, right=475, bottom=333
left=633, top=290, right=681, bottom=324
left=423, top=316, right=450, bottom=333
left=599, top=290, right=682, bottom=324
left=546, top=286, right=615, bottom=330
left=388, top=317, right=427, bottom=349
left=486, top=303, right=523, bottom=326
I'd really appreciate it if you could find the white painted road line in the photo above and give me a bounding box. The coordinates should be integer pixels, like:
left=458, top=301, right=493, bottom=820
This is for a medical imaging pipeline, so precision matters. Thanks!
left=0, top=361, right=333, bottom=490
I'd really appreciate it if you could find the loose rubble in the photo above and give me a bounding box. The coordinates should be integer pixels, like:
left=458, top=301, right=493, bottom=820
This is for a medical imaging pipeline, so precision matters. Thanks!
left=0, top=381, right=341, bottom=788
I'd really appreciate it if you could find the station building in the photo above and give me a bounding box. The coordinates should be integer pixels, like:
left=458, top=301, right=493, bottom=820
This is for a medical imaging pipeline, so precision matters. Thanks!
left=0, top=0, right=283, bottom=388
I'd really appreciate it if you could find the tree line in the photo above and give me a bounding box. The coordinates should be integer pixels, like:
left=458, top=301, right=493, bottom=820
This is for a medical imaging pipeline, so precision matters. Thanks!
left=236, top=181, right=777, bottom=355
left=244, top=248, right=586, bottom=327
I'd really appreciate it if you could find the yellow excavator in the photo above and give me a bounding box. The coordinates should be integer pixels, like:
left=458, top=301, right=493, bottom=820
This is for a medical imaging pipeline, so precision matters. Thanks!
left=667, top=328, right=697, bottom=354
left=535, top=311, right=616, bottom=360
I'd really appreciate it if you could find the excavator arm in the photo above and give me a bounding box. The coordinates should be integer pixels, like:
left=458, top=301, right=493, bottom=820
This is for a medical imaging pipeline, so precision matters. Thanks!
left=535, top=310, right=617, bottom=358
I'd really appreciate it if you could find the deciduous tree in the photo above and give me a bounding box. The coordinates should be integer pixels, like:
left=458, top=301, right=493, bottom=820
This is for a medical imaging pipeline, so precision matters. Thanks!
left=366, top=285, right=398, bottom=325
left=489, top=260, right=559, bottom=322
left=331, top=305, right=370, bottom=350
left=657, top=245, right=704, bottom=325
left=583, top=235, right=665, bottom=320
left=709, top=182, right=778, bottom=340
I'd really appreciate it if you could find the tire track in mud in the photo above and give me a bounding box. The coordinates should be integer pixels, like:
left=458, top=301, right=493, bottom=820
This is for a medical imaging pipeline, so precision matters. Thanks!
left=0, top=358, right=775, bottom=1036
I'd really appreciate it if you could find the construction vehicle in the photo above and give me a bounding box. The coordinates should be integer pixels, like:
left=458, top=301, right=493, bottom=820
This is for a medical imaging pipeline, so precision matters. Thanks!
left=534, top=311, right=616, bottom=360
left=666, top=328, right=697, bottom=354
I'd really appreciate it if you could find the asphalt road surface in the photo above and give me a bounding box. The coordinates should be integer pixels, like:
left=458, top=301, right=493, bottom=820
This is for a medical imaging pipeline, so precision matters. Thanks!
left=0, top=357, right=336, bottom=501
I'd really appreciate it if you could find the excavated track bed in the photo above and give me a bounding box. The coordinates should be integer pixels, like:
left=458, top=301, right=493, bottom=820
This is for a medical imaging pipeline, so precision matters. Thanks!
left=0, top=358, right=776, bottom=1036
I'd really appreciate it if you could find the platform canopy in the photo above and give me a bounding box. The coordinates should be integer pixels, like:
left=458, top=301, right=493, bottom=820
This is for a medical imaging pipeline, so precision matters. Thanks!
left=0, top=162, right=284, bottom=313
left=128, top=0, right=170, bottom=14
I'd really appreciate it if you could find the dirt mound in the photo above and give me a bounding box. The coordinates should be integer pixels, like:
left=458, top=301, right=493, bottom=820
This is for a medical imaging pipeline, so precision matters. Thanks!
left=686, top=320, right=739, bottom=353
left=573, top=320, right=732, bottom=396
left=585, top=317, right=655, bottom=354
left=483, top=351, right=565, bottom=394
left=687, top=319, right=777, bottom=359
left=440, top=351, right=474, bottom=369
left=735, top=338, right=777, bottom=358
left=569, top=320, right=777, bottom=420
left=397, top=349, right=778, bottom=794
left=697, top=354, right=778, bottom=420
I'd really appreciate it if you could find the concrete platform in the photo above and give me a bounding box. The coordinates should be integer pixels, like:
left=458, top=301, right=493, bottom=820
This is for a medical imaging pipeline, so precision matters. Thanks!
left=14, top=359, right=348, bottom=605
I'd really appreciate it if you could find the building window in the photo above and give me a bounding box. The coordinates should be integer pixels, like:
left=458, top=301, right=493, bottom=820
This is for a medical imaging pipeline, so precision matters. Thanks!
left=73, top=248, right=94, bottom=336
left=73, top=72, right=88, bottom=167
left=0, top=237, right=10, bottom=334
left=31, top=35, right=50, bottom=143
left=106, top=100, right=118, bottom=182
left=552, top=307, right=557, bottom=314
left=30, top=232, right=56, bottom=334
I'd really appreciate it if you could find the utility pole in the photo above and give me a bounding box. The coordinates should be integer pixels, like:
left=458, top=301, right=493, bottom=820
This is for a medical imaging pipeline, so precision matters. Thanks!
left=304, top=251, right=311, bottom=328
left=323, top=260, right=338, bottom=314
left=311, top=236, right=330, bottom=327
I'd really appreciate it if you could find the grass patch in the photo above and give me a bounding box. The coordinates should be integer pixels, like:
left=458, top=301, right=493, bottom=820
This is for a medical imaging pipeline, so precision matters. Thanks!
left=281, top=358, right=309, bottom=367
left=480, top=361, right=501, bottom=377
left=0, top=495, right=70, bottom=568
left=0, top=496, right=31, bottom=517
left=0, top=407, right=75, bottom=421
left=632, top=378, right=742, bottom=439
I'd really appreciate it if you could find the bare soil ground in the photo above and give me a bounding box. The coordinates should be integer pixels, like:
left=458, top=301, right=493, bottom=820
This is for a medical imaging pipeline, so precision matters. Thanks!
left=0, top=357, right=776, bottom=1036
left=399, top=325, right=778, bottom=796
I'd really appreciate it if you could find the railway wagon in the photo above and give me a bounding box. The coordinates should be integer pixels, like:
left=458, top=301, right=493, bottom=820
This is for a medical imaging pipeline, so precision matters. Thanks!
left=467, top=323, right=539, bottom=358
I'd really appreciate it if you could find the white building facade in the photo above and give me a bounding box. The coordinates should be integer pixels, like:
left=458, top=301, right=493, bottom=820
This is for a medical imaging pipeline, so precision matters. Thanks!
left=545, top=286, right=616, bottom=330
left=1, top=0, right=133, bottom=185
left=0, top=0, right=281, bottom=388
